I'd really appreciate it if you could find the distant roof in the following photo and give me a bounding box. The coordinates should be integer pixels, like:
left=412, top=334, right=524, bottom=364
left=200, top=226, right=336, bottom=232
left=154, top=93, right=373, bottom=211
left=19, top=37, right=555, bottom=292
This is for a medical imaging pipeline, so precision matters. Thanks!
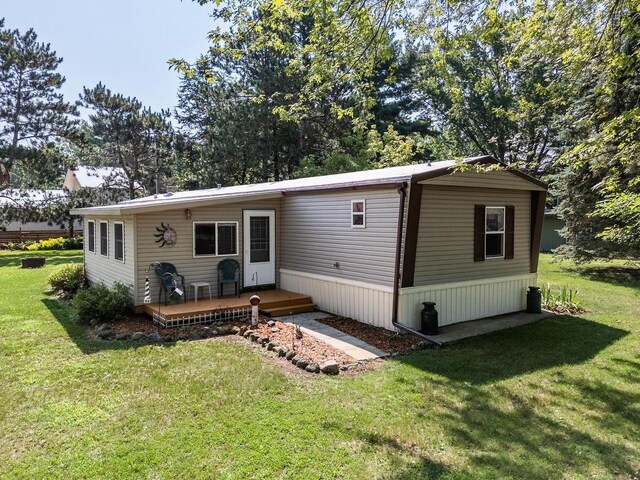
left=68, top=166, right=134, bottom=189
left=0, top=189, right=67, bottom=207
left=71, top=155, right=546, bottom=216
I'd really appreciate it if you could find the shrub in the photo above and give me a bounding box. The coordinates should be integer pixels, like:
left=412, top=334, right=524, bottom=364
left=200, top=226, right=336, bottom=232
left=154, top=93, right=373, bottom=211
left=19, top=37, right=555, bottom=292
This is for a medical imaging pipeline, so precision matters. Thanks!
left=73, top=282, right=133, bottom=325
left=48, top=264, right=86, bottom=296
left=541, top=283, right=584, bottom=314
left=3, top=241, right=35, bottom=251
left=26, top=236, right=83, bottom=251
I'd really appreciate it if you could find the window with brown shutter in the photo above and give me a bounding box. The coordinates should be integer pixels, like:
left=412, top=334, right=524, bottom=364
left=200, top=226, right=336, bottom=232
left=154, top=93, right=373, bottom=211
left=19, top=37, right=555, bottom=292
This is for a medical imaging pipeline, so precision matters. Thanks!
left=475, top=204, right=515, bottom=261
left=505, top=205, right=515, bottom=259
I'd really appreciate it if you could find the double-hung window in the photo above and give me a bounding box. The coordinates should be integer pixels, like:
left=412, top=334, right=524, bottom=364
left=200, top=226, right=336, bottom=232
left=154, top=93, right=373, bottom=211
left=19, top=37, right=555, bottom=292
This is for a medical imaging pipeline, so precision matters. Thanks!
left=99, top=221, right=108, bottom=257
left=351, top=200, right=365, bottom=228
left=485, top=207, right=505, bottom=258
left=474, top=205, right=514, bottom=262
left=87, top=220, right=95, bottom=253
left=114, top=222, right=124, bottom=262
left=193, top=221, right=238, bottom=257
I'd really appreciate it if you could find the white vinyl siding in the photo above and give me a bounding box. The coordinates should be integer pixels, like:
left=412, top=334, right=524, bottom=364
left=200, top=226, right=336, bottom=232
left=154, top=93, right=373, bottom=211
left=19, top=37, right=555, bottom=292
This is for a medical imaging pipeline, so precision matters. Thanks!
left=84, top=215, right=135, bottom=293
left=134, top=199, right=281, bottom=305
left=280, top=189, right=401, bottom=287
left=413, top=186, right=531, bottom=286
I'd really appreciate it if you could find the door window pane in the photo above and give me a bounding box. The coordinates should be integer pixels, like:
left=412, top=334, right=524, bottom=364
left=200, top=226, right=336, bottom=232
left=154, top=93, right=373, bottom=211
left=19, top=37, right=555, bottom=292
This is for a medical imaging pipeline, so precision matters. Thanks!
left=250, top=216, right=270, bottom=263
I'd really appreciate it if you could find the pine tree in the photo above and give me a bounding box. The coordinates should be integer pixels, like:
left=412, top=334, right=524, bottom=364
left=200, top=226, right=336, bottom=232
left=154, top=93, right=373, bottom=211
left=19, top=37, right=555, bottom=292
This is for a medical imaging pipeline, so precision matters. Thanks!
left=0, top=20, right=76, bottom=190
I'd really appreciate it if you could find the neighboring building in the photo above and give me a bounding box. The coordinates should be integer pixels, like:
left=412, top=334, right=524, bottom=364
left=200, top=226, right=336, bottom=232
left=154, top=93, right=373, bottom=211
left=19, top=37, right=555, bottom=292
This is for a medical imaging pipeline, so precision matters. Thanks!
left=71, top=156, right=547, bottom=332
left=0, top=189, right=80, bottom=243
left=63, top=166, right=139, bottom=192
left=541, top=210, right=565, bottom=252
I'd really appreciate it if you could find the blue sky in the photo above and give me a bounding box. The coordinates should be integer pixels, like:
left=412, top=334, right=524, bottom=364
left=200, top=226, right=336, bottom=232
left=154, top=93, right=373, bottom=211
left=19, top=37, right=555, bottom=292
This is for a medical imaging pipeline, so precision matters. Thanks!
left=2, top=0, right=215, bottom=115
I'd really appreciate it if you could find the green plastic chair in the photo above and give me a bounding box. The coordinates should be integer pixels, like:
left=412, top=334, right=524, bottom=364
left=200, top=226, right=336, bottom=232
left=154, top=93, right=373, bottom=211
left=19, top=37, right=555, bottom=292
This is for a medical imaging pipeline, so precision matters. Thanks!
left=153, top=262, right=186, bottom=305
left=217, top=259, right=240, bottom=297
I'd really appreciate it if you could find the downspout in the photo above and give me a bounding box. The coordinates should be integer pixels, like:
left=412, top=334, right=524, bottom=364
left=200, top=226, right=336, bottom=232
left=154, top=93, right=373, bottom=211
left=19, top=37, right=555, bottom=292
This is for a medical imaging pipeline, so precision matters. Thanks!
left=391, top=182, right=442, bottom=345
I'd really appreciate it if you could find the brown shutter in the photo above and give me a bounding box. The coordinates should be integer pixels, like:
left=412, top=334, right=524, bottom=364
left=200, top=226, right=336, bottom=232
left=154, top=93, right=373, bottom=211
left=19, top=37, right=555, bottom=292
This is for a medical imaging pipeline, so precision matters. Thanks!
left=505, top=205, right=515, bottom=259
left=474, top=205, right=485, bottom=262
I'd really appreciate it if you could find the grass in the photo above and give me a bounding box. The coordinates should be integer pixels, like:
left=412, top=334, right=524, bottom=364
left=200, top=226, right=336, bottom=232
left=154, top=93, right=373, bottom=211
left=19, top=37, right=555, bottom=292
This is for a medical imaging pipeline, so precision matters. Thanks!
left=0, top=251, right=638, bottom=479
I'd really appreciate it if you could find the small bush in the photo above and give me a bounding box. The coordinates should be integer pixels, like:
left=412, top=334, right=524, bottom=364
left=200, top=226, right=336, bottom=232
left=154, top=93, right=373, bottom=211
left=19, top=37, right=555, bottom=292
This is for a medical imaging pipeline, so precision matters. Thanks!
left=73, top=282, right=133, bottom=325
left=48, top=264, right=86, bottom=296
left=541, top=283, right=584, bottom=314
left=3, top=240, right=35, bottom=251
left=26, top=237, right=83, bottom=251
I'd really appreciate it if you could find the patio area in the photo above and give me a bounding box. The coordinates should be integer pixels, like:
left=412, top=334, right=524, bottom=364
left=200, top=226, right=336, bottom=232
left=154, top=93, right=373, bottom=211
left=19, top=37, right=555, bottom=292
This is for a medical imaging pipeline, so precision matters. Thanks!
left=141, top=289, right=313, bottom=327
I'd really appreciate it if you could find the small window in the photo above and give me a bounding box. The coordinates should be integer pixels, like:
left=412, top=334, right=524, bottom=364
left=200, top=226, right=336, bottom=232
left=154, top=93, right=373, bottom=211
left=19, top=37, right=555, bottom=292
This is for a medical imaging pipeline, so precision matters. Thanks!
left=114, top=222, right=124, bottom=262
left=194, top=223, right=216, bottom=256
left=99, top=221, right=108, bottom=257
left=193, top=221, right=238, bottom=257
left=351, top=200, right=365, bottom=228
left=87, top=221, right=95, bottom=253
left=485, top=207, right=505, bottom=258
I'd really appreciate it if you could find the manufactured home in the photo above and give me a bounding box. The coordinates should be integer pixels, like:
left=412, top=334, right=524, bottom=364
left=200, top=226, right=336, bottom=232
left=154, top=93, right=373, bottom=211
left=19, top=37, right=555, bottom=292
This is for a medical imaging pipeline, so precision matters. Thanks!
left=70, top=156, right=547, bottom=332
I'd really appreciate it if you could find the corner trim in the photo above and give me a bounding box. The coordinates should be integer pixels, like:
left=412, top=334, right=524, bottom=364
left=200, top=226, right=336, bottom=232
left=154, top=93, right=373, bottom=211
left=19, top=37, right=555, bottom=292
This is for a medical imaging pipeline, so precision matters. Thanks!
left=530, top=191, right=546, bottom=273
left=401, top=182, right=422, bottom=287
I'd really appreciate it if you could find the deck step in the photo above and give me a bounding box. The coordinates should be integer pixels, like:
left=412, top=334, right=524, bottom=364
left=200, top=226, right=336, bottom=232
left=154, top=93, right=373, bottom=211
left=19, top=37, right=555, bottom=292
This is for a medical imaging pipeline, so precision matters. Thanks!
left=259, top=296, right=313, bottom=309
left=261, top=303, right=316, bottom=317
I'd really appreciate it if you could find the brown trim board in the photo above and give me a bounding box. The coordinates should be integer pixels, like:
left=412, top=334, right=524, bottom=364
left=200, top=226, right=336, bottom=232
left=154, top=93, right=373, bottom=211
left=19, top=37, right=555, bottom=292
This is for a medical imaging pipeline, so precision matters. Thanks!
left=530, top=190, right=547, bottom=273
left=401, top=182, right=423, bottom=287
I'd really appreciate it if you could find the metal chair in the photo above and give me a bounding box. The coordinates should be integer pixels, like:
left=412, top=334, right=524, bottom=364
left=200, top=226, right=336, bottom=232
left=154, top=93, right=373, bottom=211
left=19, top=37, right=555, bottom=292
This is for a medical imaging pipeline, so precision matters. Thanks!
left=217, top=258, right=240, bottom=297
left=153, top=262, right=186, bottom=305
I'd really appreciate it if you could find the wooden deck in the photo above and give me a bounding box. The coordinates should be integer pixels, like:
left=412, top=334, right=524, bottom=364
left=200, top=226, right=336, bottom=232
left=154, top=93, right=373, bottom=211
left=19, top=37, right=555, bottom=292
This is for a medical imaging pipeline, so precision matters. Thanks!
left=141, top=289, right=314, bottom=327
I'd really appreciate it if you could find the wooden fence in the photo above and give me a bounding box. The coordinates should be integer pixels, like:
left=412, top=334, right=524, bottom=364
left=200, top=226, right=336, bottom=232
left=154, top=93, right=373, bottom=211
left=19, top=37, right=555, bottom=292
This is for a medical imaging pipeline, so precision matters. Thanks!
left=0, top=229, right=80, bottom=245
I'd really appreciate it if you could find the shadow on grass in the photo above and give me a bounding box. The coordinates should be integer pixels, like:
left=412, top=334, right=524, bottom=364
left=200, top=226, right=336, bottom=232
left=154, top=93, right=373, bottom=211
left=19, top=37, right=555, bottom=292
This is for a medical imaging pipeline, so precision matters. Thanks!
left=398, top=315, right=628, bottom=385
left=42, top=297, right=176, bottom=354
left=567, top=265, right=640, bottom=290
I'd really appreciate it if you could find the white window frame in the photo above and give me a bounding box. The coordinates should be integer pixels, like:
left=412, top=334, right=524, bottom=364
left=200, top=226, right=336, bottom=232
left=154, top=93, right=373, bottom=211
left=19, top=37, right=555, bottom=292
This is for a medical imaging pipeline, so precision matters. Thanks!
left=113, top=221, right=125, bottom=262
left=99, top=220, right=109, bottom=257
left=485, top=206, right=505, bottom=259
left=87, top=220, right=95, bottom=253
left=351, top=199, right=366, bottom=228
left=192, top=221, right=239, bottom=258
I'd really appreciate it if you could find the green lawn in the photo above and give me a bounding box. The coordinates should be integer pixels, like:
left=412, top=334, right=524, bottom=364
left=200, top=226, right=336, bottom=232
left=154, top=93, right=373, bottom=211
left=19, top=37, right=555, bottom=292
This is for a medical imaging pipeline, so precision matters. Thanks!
left=0, top=251, right=638, bottom=479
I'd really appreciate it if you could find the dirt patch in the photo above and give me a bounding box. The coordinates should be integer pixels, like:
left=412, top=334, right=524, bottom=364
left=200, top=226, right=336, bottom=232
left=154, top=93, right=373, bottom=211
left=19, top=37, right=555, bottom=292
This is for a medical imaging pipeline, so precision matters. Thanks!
left=110, top=315, right=352, bottom=365
left=316, top=316, right=423, bottom=354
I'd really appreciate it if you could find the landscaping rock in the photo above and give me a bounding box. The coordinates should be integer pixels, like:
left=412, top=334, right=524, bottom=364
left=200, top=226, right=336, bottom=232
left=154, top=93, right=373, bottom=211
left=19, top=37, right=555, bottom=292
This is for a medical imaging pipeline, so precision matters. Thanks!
left=130, top=332, right=145, bottom=341
left=306, top=363, right=320, bottom=374
left=147, top=332, right=165, bottom=343
left=216, top=325, right=232, bottom=335
left=249, top=332, right=259, bottom=342
left=267, top=320, right=275, bottom=327
left=270, top=327, right=280, bottom=333
left=201, top=327, right=217, bottom=338
left=231, top=326, right=241, bottom=335
left=188, top=330, right=203, bottom=341
left=260, top=337, right=270, bottom=347
left=243, top=329, right=253, bottom=338
left=115, top=333, right=129, bottom=341
left=285, top=350, right=296, bottom=360
left=276, top=347, right=287, bottom=358
left=238, top=326, right=248, bottom=336
left=290, top=356, right=299, bottom=365
left=267, top=341, right=279, bottom=351
left=320, top=360, right=339, bottom=375
left=296, top=358, right=310, bottom=370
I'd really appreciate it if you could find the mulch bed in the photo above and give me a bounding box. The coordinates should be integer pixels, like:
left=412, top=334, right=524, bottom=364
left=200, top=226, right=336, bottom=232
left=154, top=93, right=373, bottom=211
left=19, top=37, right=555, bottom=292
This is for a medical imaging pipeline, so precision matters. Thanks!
left=109, top=315, right=351, bottom=365
left=316, top=316, right=424, bottom=355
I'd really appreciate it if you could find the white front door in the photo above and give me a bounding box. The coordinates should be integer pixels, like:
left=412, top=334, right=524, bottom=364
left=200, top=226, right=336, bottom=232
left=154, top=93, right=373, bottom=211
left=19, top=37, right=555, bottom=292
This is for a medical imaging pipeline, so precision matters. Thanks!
left=243, top=210, right=276, bottom=287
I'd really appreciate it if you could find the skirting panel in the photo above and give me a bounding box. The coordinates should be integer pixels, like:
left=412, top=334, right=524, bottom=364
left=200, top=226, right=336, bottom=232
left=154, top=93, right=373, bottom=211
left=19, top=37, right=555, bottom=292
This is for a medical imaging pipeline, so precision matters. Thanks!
left=279, top=269, right=394, bottom=329
left=398, top=274, right=537, bottom=329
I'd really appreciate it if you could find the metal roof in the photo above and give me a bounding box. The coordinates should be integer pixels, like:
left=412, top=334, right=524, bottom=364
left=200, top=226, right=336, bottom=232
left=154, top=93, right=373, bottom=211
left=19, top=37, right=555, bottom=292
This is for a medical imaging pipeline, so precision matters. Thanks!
left=71, top=155, right=544, bottom=216
left=0, top=189, right=67, bottom=207
left=70, top=166, right=133, bottom=189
